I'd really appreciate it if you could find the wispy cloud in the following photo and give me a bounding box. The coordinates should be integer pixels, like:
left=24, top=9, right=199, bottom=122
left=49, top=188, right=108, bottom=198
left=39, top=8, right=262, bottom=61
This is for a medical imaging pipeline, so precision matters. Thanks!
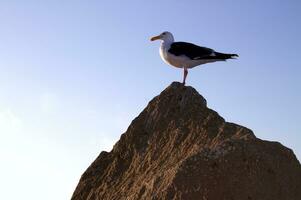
left=0, top=108, right=23, bottom=134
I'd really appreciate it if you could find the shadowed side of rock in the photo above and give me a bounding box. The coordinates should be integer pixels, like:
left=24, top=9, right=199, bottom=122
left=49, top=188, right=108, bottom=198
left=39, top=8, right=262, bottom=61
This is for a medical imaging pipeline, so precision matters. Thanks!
left=71, top=82, right=301, bottom=200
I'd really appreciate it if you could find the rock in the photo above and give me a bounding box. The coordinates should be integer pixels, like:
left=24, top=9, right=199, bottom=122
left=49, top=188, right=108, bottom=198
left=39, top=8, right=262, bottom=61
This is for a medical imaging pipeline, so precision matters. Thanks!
left=71, top=82, right=301, bottom=200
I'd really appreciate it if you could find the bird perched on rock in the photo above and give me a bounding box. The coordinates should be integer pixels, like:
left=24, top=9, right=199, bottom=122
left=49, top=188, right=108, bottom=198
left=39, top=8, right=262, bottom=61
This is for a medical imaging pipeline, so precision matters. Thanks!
left=150, top=31, right=238, bottom=85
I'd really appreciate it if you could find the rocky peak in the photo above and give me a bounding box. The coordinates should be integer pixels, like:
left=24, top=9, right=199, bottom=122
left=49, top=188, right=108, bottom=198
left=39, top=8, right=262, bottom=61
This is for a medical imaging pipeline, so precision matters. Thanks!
left=72, top=82, right=301, bottom=200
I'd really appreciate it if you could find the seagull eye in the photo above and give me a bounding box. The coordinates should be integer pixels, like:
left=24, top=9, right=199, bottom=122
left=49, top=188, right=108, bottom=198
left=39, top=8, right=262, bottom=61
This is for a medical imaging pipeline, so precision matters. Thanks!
left=162, top=33, right=166, bottom=35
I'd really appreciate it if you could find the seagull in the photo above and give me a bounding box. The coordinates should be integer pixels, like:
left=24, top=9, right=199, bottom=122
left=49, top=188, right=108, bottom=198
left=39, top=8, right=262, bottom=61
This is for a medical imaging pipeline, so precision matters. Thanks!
left=150, top=31, right=238, bottom=85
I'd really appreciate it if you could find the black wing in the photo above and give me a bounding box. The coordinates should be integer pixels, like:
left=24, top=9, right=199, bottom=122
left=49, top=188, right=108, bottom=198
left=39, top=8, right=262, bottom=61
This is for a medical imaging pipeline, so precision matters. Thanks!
left=168, top=42, right=214, bottom=60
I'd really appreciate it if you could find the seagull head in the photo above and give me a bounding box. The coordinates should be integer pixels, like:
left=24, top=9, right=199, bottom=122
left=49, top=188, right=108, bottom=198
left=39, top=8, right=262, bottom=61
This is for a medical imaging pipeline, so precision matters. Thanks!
left=150, top=31, right=174, bottom=43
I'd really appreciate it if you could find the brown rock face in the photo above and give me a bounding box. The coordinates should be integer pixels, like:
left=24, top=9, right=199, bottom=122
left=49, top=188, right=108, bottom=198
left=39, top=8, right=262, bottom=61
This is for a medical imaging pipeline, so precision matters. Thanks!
left=72, top=82, right=301, bottom=200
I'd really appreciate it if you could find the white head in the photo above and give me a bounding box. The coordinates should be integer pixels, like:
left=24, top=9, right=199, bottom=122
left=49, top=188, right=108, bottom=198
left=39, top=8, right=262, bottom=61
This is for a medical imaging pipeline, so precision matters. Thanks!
left=150, top=31, right=174, bottom=43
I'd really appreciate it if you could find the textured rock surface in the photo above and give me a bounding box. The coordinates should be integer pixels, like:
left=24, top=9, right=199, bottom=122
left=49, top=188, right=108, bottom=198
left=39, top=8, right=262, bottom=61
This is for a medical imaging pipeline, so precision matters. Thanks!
left=72, top=82, right=301, bottom=200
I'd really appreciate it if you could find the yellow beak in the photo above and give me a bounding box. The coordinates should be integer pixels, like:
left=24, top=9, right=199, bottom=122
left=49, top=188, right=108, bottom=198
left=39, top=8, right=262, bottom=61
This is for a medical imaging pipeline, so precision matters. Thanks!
left=150, top=35, right=161, bottom=41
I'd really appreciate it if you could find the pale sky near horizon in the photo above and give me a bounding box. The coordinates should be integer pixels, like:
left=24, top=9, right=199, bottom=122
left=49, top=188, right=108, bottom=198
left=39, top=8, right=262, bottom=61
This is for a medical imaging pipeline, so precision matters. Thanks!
left=0, top=1, right=300, bottom=199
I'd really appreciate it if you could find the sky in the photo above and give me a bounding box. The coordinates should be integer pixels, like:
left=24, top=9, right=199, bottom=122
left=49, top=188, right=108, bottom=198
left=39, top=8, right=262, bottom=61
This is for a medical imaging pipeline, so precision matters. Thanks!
left=0, top=0, right=300, bottom=199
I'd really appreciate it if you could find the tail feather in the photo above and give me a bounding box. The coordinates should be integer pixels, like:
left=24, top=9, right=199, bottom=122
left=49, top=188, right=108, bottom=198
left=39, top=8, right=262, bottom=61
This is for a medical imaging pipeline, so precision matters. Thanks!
left=214, top=52, right=239, bottom=59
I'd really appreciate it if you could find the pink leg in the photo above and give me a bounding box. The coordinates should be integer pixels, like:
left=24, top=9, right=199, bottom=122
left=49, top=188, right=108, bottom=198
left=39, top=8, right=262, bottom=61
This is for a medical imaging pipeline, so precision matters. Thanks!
left=183, top=68, right=188, bottom=85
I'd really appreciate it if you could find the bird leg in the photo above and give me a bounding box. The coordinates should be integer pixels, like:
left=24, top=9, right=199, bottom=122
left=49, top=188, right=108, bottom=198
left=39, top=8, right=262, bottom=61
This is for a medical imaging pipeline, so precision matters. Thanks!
left=183, top=68, right=188, bottom=85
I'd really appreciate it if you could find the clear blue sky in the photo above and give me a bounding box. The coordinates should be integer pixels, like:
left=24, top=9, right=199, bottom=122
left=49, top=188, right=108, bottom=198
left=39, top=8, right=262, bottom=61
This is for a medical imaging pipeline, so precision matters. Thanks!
left=0, top=1, right=300, bottom=199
